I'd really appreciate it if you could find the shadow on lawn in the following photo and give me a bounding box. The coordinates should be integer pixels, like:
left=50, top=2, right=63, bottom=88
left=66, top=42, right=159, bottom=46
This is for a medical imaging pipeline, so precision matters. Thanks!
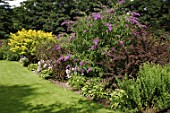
left=0, top=85, right=113, bottom=113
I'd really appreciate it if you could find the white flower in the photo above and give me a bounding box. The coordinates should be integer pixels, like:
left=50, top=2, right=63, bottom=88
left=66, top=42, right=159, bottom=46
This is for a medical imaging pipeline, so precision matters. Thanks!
left=144, top=7, right=147, bottom=11
left=66, top=69, right=71, bottom=78
left=66, top=69, right=71, bottom=74
left=43, top=64, right=47, bottom=68
left=127, top=12, right=130, bottom=15
left=130, top=0, right=134, bottom=1
left=71, top=68, right=75, bottom=71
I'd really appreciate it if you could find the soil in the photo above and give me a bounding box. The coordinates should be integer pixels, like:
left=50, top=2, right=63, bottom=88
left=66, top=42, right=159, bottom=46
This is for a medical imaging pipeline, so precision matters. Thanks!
left=49, top=79, right=81, bottom=94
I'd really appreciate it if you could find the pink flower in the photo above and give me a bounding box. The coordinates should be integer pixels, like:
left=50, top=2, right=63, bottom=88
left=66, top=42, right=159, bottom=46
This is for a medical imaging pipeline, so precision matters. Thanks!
left=87, top=68, right=92, bottom=73
left=79, top=61, right=83, bottom=66
left=91, top=45, right=96, bottom=50
left=119, top=40, right=124, bottom=45
left=93, top=38, right=99, bottom=46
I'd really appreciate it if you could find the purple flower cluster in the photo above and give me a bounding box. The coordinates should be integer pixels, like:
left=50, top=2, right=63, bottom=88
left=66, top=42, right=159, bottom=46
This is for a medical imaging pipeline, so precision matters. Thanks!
left=126, top=12, right=147, bottom=29
left=54, top=44, right=61, bottom=51
left=64, top=54, right=71, bottom=61
left=131, top=12, right=140, bottom=17
left=61, top=20, right=74, bottom=26
left=118, top=0, right=126, bottom=4
left=105, top=9, right=114, bottom=13
left=57, top=56, right=64, bottom=63
left=91, top=38, right=99, bottom=50
left=57, top=54, right=71, bottom=63
left=105, top=23, right=112, bottom=32
left=92, top=13, right=101, bottom=20
left=79, top=61, right=84, bottom=66
left=93, top=38, right=99, bottom=46
left=86, top=68, right=92, bottom=73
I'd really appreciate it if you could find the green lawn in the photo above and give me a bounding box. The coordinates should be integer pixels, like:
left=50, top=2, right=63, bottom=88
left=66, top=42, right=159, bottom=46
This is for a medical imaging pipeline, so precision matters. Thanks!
left=0, top=61, right=115, bottom=113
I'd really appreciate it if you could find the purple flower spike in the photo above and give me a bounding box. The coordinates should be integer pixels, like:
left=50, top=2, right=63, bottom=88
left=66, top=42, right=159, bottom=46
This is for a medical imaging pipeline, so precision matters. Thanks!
left=93, top=38, right=99, bottom=46
left=64, top=54, right=71, bottom=61
left=87, top=68, right=92, bottom=73
left=57, top=56, right=64, bottom=63
left=131, top=12, right=140, bottom=17
left=66, top=65, right=70, bottom=69
left=61, top=21, right=66, bottom=26
left=91, top=45, right=96, bottom=50
left=106, top=23, right=112, bottom=32
left=54, top=45, right=61, bottom=51
left=92, top=13, right=101, bottom=20
left=118, top=0, right=126, bottom=4
left=117, top=35, right=121, bottom=38
left=79, top=61, right=84, bottom=66
left=73, top=58, right=78, bottom=62
left=105, top=9, right=114, bottom=13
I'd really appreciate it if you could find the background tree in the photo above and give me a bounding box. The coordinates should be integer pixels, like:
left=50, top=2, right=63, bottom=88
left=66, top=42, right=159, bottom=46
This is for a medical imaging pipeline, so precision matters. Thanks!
left=12, top=0, right=116, bottom=35
left=119, top=0, right=170, bottom=32
left=0, top=0, right=14, bottom=39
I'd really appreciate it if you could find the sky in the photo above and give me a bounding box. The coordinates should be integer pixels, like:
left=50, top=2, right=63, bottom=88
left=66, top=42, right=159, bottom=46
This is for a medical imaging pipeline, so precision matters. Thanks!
left=7, top=0, right=27, bottom=7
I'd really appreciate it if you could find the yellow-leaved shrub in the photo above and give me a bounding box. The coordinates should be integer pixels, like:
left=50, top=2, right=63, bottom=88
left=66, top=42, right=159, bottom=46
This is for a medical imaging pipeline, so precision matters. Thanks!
left=8, top=29, right=55, bottom=59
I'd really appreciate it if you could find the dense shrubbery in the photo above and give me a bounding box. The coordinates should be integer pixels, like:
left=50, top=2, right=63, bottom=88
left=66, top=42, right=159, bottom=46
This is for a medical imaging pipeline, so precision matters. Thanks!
left=111, top=63, right=170, bottom=112
left=2, top=1, right=170, bottom=112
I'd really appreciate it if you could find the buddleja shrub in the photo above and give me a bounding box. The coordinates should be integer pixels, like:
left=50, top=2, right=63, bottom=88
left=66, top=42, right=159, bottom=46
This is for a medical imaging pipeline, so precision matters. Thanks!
left=63, top=5, right=147, bottom=77
left=8, top=29, right=55, bottom=61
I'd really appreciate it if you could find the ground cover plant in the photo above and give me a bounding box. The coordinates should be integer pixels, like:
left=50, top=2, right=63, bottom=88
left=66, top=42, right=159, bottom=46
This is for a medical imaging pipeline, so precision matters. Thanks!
left=0, top=61, right=114, bottom=113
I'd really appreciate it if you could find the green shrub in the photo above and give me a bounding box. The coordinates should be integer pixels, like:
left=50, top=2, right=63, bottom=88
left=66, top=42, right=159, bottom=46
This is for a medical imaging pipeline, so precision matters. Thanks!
left=82, top=78, right=108, bottom=100
left=111, top=63, right=170, bottom=112
left=68, top=74, right=87, bottom=90
left=0, top=40, right=19, bottom=61
left=39, top=69, right=53, bottom=79
left=28, top=63, right=38, bottom=71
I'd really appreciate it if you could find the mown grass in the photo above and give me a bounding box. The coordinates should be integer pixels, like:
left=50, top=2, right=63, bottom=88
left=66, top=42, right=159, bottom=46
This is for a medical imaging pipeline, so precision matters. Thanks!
left=0, top=60, right=116, bottom=113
